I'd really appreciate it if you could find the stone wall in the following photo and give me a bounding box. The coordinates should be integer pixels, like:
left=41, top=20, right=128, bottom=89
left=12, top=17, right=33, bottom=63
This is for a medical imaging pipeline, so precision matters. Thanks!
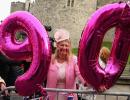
left=97, top=0, right=129, bottom=8
left=11, top=0, right=129, bottom=47
left=29, top=0, right=97, bottom=47
left=11, top=2, right=25, bottom=12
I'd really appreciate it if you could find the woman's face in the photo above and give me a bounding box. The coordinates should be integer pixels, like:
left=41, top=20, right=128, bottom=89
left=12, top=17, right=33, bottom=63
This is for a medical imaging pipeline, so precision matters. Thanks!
left=57, top=40, right=70, bottom=57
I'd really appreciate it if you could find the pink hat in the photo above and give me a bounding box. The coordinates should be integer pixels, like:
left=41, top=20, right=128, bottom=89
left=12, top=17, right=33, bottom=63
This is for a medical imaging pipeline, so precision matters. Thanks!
left=54, top=29, right=70, bottom=43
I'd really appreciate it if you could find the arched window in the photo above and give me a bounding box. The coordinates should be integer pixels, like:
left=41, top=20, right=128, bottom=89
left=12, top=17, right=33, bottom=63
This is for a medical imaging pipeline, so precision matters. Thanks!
left=67, top=0, right=74, bottom=7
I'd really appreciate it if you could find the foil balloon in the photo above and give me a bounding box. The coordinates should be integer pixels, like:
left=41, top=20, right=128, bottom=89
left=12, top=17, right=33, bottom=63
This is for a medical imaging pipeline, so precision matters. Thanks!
left=0, top=11, right=51, bottom=96
left=78, top=2, right=130, bottom=91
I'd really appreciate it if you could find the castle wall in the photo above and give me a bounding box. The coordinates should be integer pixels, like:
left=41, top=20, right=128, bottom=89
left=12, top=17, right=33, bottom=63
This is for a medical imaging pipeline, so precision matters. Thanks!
left=11, top=0, right=129, bottom=47
left=30, top=0, right=97, bottom=47
left=11, top=1, right=25, bottom=12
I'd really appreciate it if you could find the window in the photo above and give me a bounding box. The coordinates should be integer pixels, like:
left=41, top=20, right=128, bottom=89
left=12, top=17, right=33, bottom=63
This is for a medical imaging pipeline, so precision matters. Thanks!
left=71, top=0, right=74, bottom=7
left=67, top=0, right=70, bottom=6
left=67, top=0, right=74, bottom=7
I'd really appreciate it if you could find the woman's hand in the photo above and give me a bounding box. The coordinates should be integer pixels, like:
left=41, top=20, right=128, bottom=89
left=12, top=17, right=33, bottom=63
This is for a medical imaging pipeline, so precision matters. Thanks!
left=98, top=85, right=107, bottom=92
left=0, top=83, right=9, bottom=96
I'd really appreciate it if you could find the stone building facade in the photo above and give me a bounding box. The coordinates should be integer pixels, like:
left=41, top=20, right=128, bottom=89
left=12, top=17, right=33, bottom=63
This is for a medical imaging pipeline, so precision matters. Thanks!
left=10, top=0, right=129, bottom=47
left=10, top=0, right=130, bottom=77
left=30, top=0, right=97, bottom=47
left=11, top=1, right=25, bottom=12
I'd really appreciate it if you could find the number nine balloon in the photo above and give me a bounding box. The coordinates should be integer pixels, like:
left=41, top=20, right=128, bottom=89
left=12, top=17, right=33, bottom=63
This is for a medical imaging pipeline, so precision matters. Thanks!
left=0, top=11, right=51, bottom=96
left=78, top=2, right=130, bottom=91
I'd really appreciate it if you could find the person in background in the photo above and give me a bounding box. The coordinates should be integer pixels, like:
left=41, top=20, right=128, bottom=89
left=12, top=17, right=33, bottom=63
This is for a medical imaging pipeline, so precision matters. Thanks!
left=0, top=76, right=8, bottom=96
left=99, top=46, right=110, bottom=69
left=49, top=37, right=56, bottom=54
left=0, top=52, right=23, bottom=87
left=97, top=46, right=110, bottom=92
left=0, top=76, right=10, bottom=100
left=46, top=29, right=86, bottom=100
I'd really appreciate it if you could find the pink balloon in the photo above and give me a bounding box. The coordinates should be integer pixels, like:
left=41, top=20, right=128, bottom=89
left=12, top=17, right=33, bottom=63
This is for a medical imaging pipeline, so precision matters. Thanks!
left=78, top=2, right=130, bottom=91
left=0, top=11, right=51, bottom=96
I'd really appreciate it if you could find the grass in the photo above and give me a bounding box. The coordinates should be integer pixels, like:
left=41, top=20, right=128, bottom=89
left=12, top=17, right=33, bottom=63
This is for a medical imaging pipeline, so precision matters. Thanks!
left=72, top=48, right=78, bottom=55
left=102, top=41, right=112, bottom=49
left=72, top=41, right=112, bottom=55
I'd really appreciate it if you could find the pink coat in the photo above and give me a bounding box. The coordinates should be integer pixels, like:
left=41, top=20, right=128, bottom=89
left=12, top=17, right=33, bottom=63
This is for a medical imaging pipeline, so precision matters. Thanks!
left=46, top=55, right=85, bottom=100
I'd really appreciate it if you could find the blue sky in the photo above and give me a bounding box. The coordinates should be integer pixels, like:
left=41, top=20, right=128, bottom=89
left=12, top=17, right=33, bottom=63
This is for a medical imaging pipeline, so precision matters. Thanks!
left=0, top=0, right=26, bottom=21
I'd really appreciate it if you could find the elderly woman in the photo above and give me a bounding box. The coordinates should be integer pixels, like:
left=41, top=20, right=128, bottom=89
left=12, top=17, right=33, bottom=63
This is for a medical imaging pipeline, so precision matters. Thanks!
left=46, top=29, right=85, bottom=100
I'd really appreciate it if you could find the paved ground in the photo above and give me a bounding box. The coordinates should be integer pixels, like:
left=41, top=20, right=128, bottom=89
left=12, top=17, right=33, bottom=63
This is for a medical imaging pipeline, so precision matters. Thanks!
left=96, top=84, right=130, bottom=100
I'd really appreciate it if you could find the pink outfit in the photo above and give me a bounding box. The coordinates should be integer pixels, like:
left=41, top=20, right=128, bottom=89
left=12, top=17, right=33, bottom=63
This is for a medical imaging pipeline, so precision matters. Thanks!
left=54, top=29, right=70, bottom=42
left=46, top=55, right=85, bottom=100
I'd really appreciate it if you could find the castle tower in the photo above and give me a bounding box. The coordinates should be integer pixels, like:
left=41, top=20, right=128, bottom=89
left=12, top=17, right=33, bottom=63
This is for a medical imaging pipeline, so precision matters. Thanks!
left=25, top=0, right=31, bottom=11
left=10, top=1, right=25, bottom=13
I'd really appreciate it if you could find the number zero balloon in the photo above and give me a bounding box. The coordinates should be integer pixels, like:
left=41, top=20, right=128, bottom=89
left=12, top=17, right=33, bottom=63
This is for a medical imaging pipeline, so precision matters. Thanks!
left=0, top=11, right=51, bottom=96
left=78, top=2, right=130, bottom=91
